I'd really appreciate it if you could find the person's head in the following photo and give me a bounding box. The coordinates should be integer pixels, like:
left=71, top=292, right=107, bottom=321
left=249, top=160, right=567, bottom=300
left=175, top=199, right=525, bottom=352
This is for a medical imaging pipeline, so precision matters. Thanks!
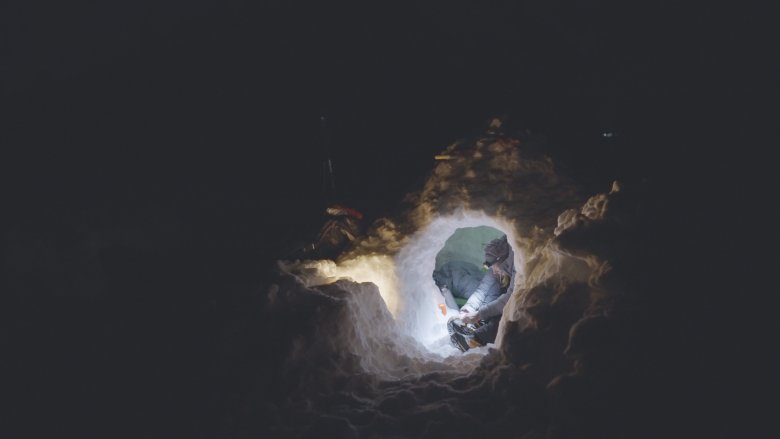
left=483, top=235, right=510, bottom=269
left=484, top=235, right=513, bottom=286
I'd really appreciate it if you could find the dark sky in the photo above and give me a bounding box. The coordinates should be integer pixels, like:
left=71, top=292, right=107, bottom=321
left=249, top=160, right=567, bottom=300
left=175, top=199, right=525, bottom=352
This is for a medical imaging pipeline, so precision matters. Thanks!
left=1, top=0, right=728, bottom=214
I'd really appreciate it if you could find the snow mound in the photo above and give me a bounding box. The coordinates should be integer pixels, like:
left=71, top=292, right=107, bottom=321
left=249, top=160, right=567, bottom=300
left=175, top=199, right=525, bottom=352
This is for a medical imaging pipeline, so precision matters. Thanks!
left=245, top=134, right=659, bottom=438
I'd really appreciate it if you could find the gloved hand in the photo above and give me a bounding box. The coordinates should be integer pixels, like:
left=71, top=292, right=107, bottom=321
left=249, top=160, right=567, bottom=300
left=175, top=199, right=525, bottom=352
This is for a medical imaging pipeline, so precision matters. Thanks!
left=460, top=310, right=480, bottom=324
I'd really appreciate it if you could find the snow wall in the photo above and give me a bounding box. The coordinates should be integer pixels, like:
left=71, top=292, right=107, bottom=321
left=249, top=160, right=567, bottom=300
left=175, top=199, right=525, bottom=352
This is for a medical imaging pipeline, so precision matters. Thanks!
left=260, top=134, right=656, bottom=438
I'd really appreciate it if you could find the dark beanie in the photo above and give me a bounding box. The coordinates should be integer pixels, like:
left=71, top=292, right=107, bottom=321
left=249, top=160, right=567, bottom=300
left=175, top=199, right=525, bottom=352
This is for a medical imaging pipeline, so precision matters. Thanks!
left=484, top=235, right=510, bottom=267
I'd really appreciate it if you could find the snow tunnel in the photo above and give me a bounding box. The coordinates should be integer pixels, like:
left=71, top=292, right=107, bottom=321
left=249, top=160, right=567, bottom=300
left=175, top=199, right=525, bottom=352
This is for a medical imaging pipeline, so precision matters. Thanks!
left=393, top=210, right=523, bottom=358
left=284, top=209, right=524, bottom=368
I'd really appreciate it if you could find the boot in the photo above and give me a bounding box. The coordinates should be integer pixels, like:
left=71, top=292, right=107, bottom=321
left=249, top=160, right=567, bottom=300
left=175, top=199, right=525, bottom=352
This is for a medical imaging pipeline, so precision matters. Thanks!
left=447, top=317, right=474, bottom=337
left=447, top=318, right=483, bottom=352
left=447, top=317, right=485, bottom=337
left=450, top=331, right=482, bottom=352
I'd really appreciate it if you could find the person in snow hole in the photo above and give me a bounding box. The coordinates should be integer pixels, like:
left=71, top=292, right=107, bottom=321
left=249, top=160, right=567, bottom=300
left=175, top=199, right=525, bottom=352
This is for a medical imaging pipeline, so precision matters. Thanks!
left=447, top=235, right=516, bottom=352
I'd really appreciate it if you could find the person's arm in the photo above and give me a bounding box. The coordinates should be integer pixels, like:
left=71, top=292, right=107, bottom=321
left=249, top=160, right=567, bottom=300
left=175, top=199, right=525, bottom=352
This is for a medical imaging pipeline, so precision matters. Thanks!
left=460, top=271, right=498, bottom=313
left=475, top=264, right=517, bottom=320
left=475, top=257, right=517, bottom=320
left=477, top=291, right=511, bottom=320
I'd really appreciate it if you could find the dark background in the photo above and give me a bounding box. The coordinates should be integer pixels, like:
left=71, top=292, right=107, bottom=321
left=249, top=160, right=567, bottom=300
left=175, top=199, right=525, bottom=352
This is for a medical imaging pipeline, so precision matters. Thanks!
left=1, top=1, right=761, bottom=437
left=3, top=0, right=734, bottom=209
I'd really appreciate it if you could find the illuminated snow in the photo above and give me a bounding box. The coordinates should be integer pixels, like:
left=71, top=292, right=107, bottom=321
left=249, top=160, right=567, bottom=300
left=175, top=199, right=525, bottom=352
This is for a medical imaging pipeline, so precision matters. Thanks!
left=393, top=211, right=523, bottom=356
left=282, top=210, right=523, bottom=364
left=264, top=134, right=655, bottom=438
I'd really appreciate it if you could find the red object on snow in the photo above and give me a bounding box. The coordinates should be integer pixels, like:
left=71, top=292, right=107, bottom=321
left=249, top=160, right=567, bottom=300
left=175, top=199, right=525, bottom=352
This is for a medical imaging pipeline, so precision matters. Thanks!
left=326, top=205, right=364, bottom=220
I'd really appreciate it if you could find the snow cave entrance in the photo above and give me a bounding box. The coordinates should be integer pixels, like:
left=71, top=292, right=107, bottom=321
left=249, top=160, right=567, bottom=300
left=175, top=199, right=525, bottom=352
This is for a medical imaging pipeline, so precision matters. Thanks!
left=394, top=212, right=521, bottom=358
